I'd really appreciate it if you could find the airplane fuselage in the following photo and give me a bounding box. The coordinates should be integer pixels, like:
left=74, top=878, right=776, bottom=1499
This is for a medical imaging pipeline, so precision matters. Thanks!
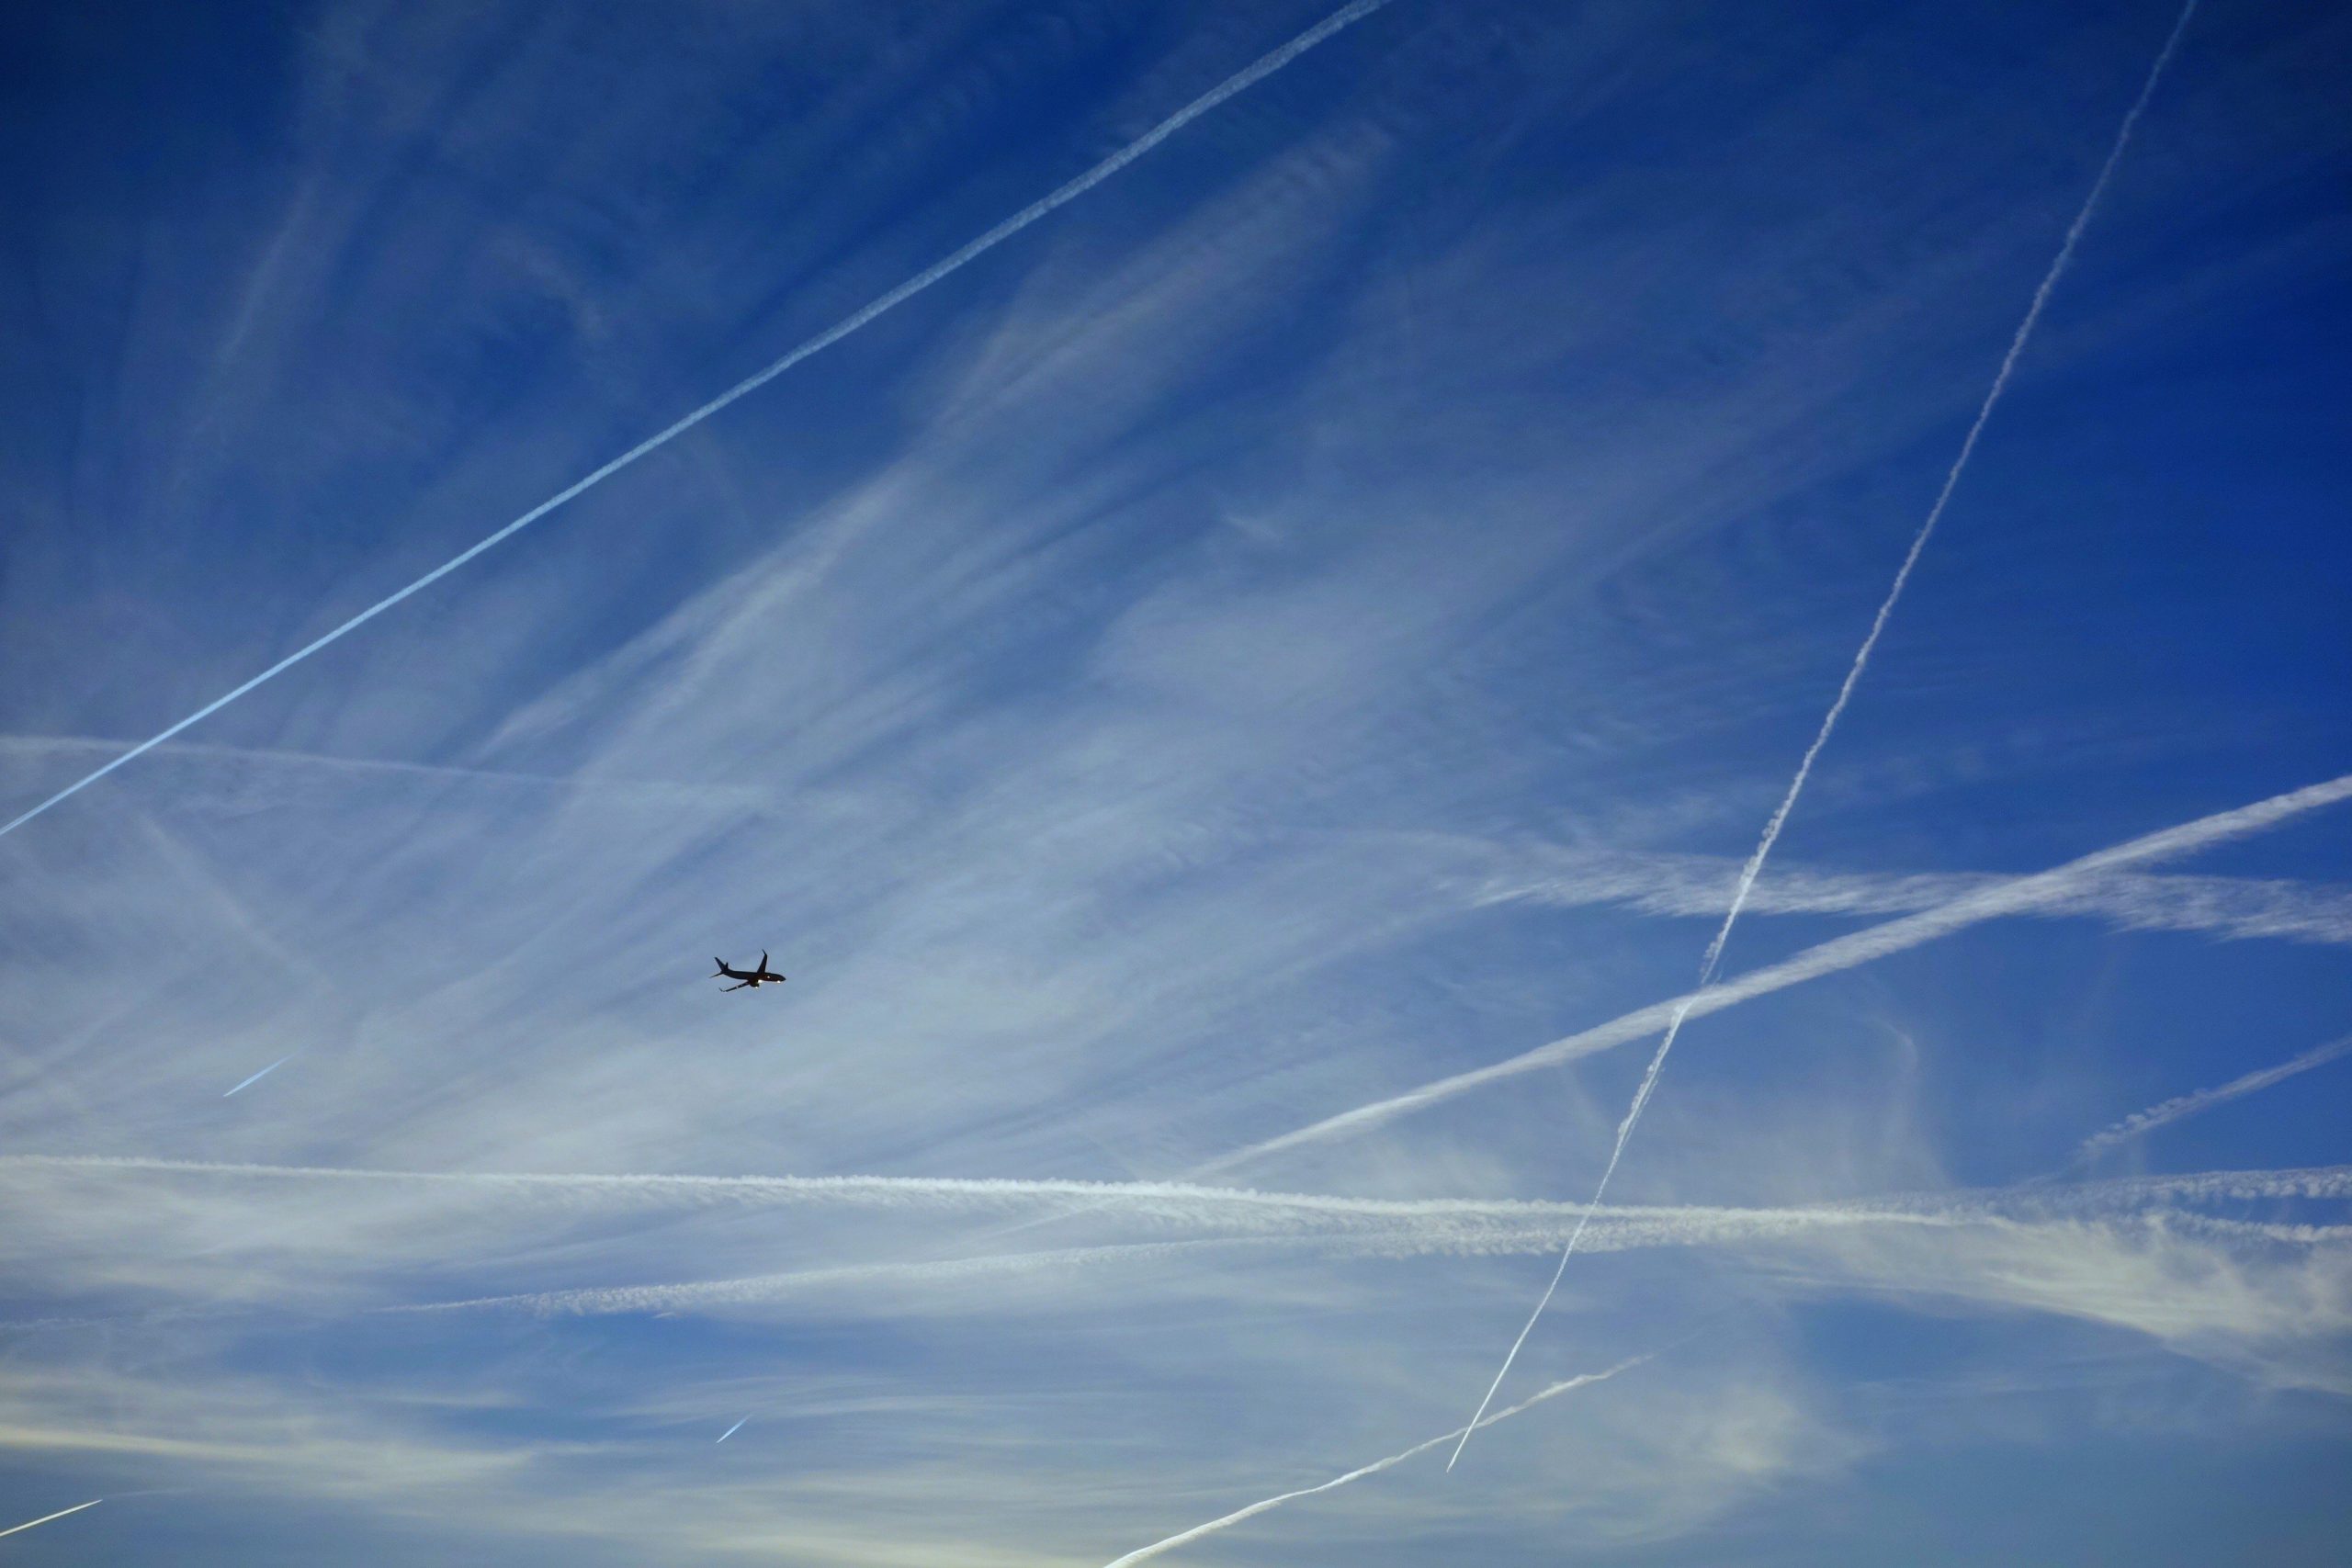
left=715, top=955, right=786, bottom=989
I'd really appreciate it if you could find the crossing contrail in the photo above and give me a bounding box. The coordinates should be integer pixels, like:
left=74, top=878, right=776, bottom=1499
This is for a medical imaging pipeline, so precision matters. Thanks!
left=1101, top=1359, right=1644, bottom=1566
left=1444, top=0, right=2206, bottom=1469
left=0, top=1498, right=102, bottom=1540
left=1215, top=771, right=2352, bottom=1175
left=223, top=1055, right=297, bottom=1097
left=0, top=0, right=1398, bottom=845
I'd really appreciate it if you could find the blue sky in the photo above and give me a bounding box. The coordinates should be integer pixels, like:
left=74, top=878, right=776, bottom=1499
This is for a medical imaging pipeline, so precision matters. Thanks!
left=3, top=0, right=2349, bottom=1561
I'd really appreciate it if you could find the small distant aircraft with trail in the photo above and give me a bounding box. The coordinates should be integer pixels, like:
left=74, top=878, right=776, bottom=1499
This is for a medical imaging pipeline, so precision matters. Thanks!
left=713, top=953, right=786, bottom=992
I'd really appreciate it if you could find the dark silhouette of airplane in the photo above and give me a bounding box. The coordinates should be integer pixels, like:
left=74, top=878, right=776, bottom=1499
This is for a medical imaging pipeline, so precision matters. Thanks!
left=713, top=953, right=786, bottom=992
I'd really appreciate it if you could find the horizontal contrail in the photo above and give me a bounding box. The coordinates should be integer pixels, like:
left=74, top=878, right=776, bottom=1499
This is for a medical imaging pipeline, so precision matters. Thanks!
left=11, top=1154, right=2347, bottom=1224
left=0, top=1498, right=102, bottom=1540
left=1208, top=772, right=2352, bottom=1174
left=2075, top=1033, right=2352, bottom=1164
left=716, top=1417, right=748, bottom=1443
left=0, top=0, right=1397, bottom=845
left=376, top=1176, right=2352, bottom=1322
left=1479, top=850, right=2352, bottom=949
left=387, top=1237, right=1272, bottom=1317
left=1100, top=1359, right=1644, bottom=1566
left=6, top=1167, right=2338, bottom=1334
left=222, top=1055, right=297, bottom=1097
left=0, top=1152, right=1713, bottom=1225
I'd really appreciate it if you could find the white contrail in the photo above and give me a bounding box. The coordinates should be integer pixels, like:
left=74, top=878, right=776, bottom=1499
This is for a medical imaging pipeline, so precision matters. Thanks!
left=1444, top=0, right=2206, bottom=1468
left=8, top=1168, right=2336, bottom=1333
left=0, top=0, right=1397, bottom=845
left=2075, top=1033, right=2352, bottom=1164
left=1479, top=850, right=2352, bottom=949
left=0, top=1152, right=1677, bottom=1225
left=222, top=1055, right=297, bottom=1097
left=14, top=1154, right=2347, bottom=1230
left=0, top=1498, right=102, bottom=1540
left=1101, top=1359, right=1644, bottom=1567
left=1216, top=771, right=2352, bottom=1175
left=716, top=1416, right=748, bottom=1443
left=391, top=1182, right=2352, bottom=1322
left=5, top=1154, right=1951, bottom=1246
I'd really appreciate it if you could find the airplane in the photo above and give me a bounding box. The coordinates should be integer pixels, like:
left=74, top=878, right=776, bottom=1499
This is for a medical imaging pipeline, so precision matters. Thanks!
left=713, top=952, right=786, bottom=992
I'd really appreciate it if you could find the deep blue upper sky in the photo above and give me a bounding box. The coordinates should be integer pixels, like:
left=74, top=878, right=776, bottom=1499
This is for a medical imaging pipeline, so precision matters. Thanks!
left=2, top=1, right=2348, bottom=1562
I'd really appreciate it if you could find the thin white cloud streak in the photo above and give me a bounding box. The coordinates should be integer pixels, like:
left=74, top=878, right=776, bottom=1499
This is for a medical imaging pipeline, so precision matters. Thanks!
left=715, top=1417, right=747, bottom=1443
left=0, top=1153, right=1683, bottom=1224
left=388, top=1238, right=1261, bottom=1318
left=6, top=1166, right=2338, bottom=1335
left=0, top=733, right=778, bottom=812
left=23, top=731, right=2352, bottom=947
left=2075, top=1034, right=2352, bottom=1164
left=1479, top=852, right=2352, bottom=948
left=1447, top=0, right=2206, bottom=1467
left=378, top=1189, right=2352, bottom=1323
left=1101, top=1359, right=1644, bottom=1568
left=221, top=1055, right=298, bottom=1098
left=1215, top=771, right=2352, bottom=1174
left=0, top=1498, right=103, bottom=1540
left=0, top=0, right=1397, bottom=844
left=12, top=1154, right=2347, bottom=1226
left=2050, top=1167, right=2352, bottom=1206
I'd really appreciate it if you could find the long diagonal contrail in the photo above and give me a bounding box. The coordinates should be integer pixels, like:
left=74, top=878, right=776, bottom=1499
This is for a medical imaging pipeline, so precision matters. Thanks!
left=0, top=0, right=1397, bottom=844
left=1445, top=0, right=2205, bottom=1469
left=1101, top=1359, right=1643, bottom=1567
left=0, top=1498, right=103, bottom=1540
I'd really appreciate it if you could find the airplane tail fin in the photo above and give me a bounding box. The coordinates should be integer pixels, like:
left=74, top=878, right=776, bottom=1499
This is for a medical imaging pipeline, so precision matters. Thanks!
left=714, top=958, right=727, bottom=976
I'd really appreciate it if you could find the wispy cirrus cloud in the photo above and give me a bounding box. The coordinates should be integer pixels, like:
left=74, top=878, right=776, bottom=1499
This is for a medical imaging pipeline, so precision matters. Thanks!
left=6, top=0, right=2348, bottom=1562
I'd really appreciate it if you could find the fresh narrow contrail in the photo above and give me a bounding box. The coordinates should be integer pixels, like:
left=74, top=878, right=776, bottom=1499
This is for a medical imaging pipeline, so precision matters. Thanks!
left=2075, top=1033, right=2352, bottom=1164
left=1101, top=1359, right=1644, bottom=1567
left=222, top=1055, right=297, bottom=1097
left=716, top=1416, right=748, bottom=1443
left=1445, top=0, right=2204, bottom=1470
left=0, top=1498, right=102, bottom=1540
left=0, top=0, right=1397, bottom=845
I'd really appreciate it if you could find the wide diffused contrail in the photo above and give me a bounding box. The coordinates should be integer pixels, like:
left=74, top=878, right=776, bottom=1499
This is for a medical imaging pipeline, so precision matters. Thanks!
left=2075, top=1033, right=2352, bottom=1164
left=222, top=1055, right=297, bottom=1097
left=1101, top=1359, right=1642, bottom=1567
left=716, top=1416, right=748, bottom=1443
left=1217, top=771, right=2352, bottom=1174
left=1449, top=0, right=2208, bottom=1463
left=6, top=1168, right=2337, bottom=1334
left=0, top=1498, right=102, bottom=1540
left=0, top=0, right=1397, bottom=845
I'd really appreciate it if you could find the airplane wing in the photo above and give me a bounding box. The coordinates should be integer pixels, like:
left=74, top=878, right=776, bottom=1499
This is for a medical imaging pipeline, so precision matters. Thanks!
left=722, top=979, right=752, bottom=992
